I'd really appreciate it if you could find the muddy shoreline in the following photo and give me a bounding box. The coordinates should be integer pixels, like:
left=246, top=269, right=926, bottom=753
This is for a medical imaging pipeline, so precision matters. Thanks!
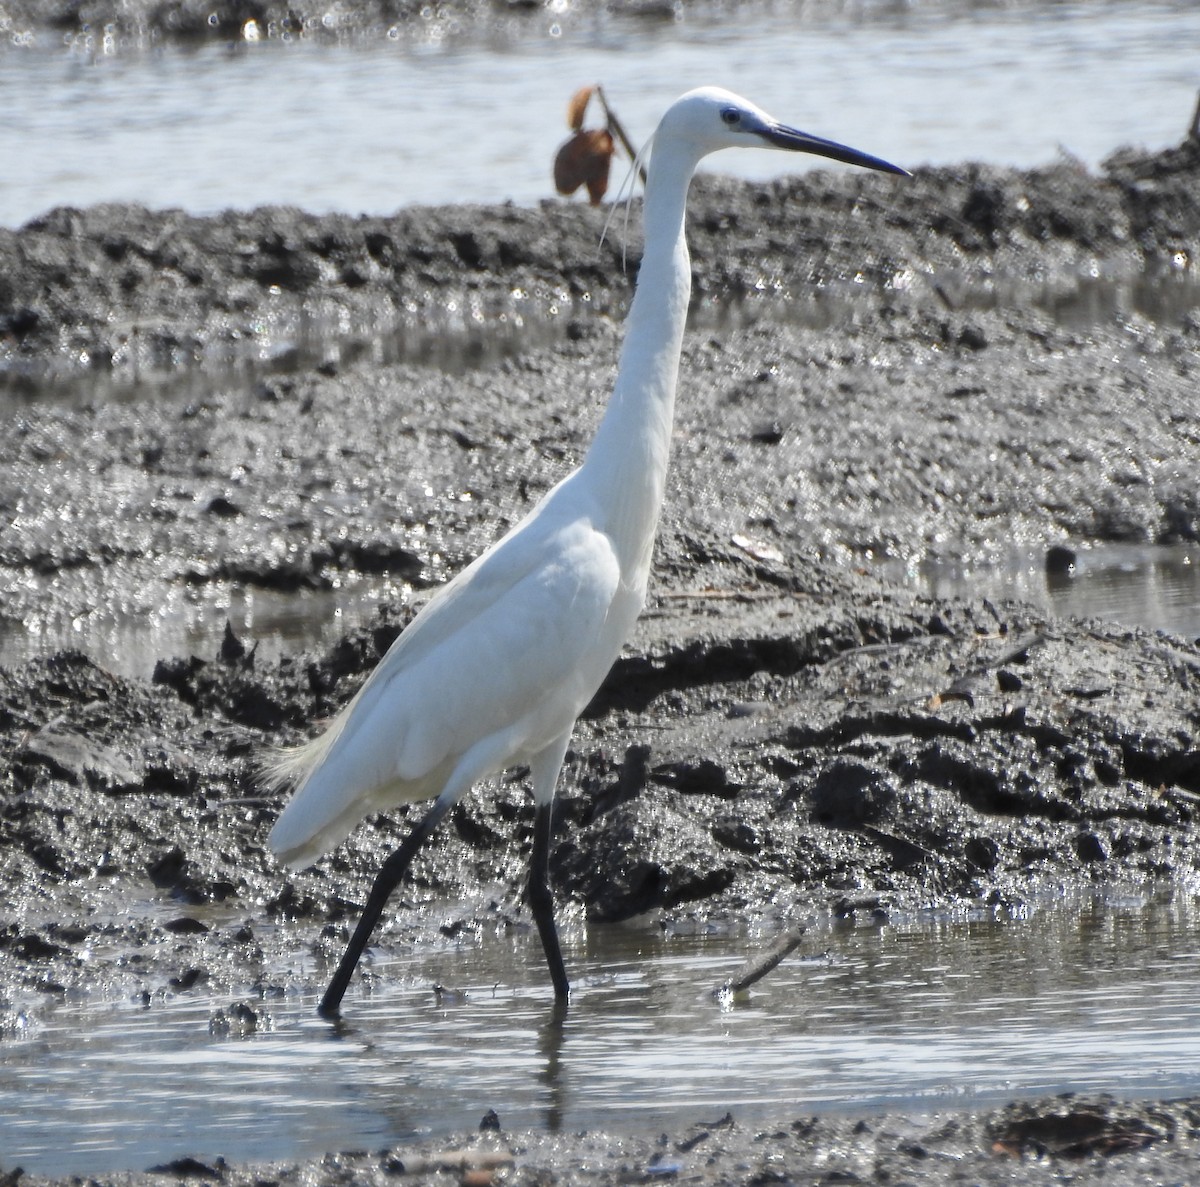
left=2, top=131, right=1200, bottom=1183
left=9, top=1092, right=1200, bottom=1186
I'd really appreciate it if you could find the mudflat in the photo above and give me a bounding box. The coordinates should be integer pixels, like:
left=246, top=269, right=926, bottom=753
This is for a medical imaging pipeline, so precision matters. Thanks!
left=2, top=97, right=1199, bottom=1184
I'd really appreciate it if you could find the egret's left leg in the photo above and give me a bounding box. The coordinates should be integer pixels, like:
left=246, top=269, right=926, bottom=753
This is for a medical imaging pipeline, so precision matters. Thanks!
left=526, top=734, right=572, bottom=999
left=319, top=790, right=454, bottom=1019
left=319, top=736, right=515, bottom=1019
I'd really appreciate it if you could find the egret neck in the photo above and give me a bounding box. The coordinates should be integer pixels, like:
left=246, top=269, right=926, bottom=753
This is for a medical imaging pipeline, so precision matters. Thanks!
left=581, top=134, right=701, bottom=583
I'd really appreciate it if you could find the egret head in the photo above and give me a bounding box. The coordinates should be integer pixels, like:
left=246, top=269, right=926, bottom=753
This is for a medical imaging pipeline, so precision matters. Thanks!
left=658, top=86, right=908, bottom=176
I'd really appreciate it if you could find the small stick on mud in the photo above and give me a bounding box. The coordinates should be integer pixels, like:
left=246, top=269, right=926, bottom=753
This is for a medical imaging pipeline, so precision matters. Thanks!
left=714, top=925, right=806, bottom=997
left=1189, top=88, right=1200, bottom=143
left=398, top=1150, right=514, bottom=1176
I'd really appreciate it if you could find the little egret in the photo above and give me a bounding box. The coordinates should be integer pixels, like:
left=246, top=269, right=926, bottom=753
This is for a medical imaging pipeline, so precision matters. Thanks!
left=267, top=87, right=907, bottom=1017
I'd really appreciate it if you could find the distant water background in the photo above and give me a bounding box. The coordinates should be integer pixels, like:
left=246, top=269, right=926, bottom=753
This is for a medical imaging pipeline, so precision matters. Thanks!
left=2, top=0, right=1198, bottom=226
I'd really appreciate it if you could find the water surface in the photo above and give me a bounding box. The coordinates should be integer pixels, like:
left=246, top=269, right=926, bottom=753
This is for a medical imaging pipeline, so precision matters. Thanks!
left=4, top=893, right=1200, bottom=1176
left=3, top=0, right=1197, bottom=226
left=886, top=542, right=1200, bottom=644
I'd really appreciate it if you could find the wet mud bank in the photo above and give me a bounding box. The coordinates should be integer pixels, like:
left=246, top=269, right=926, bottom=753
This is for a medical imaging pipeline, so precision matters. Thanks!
left=3, top=137, right=1198, bottom=385
left=72, top=1093, right=1200, bottom=1187
left=9, top=1088, right=1200, bottom=1185
left=1, top=142, right=1200, bottom=1184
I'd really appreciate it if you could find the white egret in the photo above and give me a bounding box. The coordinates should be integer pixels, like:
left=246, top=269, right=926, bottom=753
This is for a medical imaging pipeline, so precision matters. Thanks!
left=267, top=87, right=908, bottom=1017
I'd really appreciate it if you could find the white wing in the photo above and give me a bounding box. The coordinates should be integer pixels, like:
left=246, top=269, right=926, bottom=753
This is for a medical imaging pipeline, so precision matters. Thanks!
left=268, top=500, right=622, bottom=867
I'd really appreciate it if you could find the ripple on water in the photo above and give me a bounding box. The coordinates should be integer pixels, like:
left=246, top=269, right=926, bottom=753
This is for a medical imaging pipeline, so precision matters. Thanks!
left=5, top=893, right=1200, bottom=1176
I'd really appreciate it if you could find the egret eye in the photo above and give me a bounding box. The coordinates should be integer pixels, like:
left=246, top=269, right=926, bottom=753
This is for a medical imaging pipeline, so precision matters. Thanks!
left=720, top=107, right=741, bottom=127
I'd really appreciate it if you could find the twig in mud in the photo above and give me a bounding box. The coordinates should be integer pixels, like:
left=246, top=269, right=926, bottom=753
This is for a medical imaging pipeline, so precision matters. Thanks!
left=819, top=633, right=947, bottom=672
left=397, top=1150, right=514, bottom=1176
left=929, top=631, right=1047, bottom=708
left=658, top=588, right=778, bottom=602
left=714, top=925, right=806, bottom=997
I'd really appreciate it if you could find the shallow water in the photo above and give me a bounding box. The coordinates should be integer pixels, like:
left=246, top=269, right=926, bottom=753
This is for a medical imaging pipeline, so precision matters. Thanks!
left=1, top=535, right=1196, bottom=682
left=1, top=515, right=1196, bottom=682
left=5, top=893, right=1200, bottom=1176
left=884, top=541, right=1200, bottom=644
left=2, top=0, right=1198, bottom=226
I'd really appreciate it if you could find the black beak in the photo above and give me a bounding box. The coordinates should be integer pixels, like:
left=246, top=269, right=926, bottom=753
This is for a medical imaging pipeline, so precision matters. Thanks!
left=759, top=123, right=910, bottom=176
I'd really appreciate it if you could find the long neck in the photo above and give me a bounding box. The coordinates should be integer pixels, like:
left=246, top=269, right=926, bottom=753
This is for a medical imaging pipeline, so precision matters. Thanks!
left=581, top=139, right=698, bottom=580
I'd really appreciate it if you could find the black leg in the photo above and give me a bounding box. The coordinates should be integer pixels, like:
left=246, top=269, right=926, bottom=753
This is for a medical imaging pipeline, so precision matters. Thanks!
left=319, top=795, right=453, bottom=1019
left=527, top=798, right=570, bottom=999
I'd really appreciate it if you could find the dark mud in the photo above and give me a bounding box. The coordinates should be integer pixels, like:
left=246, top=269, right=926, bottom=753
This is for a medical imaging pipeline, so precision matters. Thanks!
left=10, top=1090, right=1200, bottom=1185
left=4, top=139, right=1198, bottom=383
left=1, top=133, right=1200, bottom=1183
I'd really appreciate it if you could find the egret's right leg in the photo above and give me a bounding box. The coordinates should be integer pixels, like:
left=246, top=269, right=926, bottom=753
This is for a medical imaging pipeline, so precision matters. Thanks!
left=318, top=791, right=456, bottom=1018
left=525, top=734, right=572, bottom=1000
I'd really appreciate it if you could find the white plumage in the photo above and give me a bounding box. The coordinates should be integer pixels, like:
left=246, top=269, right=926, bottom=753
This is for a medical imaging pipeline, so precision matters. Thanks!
left=268, top=507, right=626, bottom=869
left=265, top=87, right=906, bottom=1016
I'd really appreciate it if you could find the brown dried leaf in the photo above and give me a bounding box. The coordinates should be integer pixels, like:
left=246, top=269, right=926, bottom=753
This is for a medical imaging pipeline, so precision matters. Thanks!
left=553, top=128, right=615, bottom=203
left=566, top=84, right=595, bottom=131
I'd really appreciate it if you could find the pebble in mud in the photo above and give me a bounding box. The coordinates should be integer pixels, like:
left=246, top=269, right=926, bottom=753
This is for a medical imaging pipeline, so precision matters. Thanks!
left=209, top=1001, right=273, bottom=1037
